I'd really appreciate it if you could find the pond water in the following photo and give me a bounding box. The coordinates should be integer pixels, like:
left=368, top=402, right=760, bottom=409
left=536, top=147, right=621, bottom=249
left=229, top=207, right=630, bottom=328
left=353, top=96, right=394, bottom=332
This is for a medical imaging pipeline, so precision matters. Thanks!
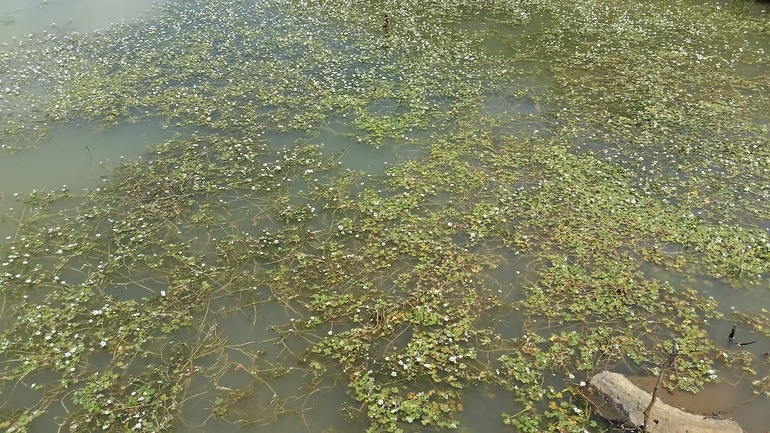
left=0, top=1, right=769, bottom=432
left=0, top=0, right=166, bottom=45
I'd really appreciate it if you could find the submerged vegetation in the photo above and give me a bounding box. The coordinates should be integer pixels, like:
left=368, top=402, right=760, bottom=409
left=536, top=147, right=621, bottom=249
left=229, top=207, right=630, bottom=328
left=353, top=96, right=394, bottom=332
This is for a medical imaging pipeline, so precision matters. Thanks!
left=0, top=0, right=769, bottom=431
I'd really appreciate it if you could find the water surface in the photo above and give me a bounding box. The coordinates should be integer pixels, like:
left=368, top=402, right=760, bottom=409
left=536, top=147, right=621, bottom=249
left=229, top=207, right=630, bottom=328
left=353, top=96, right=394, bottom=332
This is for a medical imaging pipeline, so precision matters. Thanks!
left=0, top=1, right=769, bottom=433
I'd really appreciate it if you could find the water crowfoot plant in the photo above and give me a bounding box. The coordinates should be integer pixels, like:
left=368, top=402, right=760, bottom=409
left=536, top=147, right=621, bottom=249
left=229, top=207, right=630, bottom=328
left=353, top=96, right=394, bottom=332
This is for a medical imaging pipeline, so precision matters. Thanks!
left=1, top=0, right=770, bottom=431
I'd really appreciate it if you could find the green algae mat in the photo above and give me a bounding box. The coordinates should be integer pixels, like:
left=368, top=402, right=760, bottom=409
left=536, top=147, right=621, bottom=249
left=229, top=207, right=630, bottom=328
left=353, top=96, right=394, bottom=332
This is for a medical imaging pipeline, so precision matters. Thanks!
left=1, top=0, right=769, bottom=432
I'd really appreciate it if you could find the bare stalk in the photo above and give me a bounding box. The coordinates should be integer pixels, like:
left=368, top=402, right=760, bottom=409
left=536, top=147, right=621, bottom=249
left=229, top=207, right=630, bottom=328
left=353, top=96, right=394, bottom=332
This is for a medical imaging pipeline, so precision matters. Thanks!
left=643, top=340, right=679, bottom=432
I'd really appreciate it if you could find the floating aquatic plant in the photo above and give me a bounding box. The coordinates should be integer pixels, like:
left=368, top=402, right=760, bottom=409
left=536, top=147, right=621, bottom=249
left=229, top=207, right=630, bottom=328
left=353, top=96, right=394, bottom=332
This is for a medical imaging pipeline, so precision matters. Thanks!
left=0, top=0, right=769, bottom=432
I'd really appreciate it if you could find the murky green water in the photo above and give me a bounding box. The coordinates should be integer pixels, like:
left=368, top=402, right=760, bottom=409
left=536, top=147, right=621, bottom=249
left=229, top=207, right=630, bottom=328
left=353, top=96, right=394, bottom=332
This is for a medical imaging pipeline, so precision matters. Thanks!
left=0, top=0, right=165, bottom=44
left=1, top=0, right=769, bottom=432
left=0, top=0, right=169, bottom=217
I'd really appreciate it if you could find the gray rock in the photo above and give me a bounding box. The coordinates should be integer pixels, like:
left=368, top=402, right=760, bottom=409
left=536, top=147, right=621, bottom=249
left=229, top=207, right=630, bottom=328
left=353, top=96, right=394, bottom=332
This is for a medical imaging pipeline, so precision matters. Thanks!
left=587, top=371, right=744, bottom=433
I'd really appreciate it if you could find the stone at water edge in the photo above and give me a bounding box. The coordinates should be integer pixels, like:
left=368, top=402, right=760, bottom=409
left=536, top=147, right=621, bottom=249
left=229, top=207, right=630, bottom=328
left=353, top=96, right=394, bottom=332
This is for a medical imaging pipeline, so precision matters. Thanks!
left=586, top=371, right=744, bottom=433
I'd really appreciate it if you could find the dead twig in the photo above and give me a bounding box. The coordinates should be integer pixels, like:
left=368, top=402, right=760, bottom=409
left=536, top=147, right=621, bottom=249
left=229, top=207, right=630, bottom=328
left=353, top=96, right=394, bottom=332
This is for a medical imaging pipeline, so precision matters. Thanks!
left=643, top=340, right=679, bottom=432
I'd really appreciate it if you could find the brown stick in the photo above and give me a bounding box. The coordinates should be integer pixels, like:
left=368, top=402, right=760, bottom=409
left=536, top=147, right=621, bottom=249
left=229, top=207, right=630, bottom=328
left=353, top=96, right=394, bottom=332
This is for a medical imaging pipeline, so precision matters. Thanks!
left=643, top=341, right=679, bottom=432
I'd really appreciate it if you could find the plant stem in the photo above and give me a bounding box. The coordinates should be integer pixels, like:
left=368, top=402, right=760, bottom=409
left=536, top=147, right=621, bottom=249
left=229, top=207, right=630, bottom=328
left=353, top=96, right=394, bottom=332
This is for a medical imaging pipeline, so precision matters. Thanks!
left=643, top=341, right=679, bottom=432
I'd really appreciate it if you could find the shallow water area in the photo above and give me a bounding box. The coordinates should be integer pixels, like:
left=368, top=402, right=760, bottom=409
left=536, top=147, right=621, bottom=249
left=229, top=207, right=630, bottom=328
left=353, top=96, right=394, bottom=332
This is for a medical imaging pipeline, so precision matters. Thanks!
left=0, top=120, right=174, bottom=216
left=0, top=0, right=167, bottom=45
left=1, top=0, right=770, bottom=432
left=629, top=373, right=766, bottom=433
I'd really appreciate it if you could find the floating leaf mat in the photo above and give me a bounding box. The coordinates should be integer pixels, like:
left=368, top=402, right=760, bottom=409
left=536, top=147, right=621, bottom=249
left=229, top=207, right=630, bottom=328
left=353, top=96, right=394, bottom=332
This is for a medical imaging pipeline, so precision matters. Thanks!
left=0, top=0, right=769, bottom=432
